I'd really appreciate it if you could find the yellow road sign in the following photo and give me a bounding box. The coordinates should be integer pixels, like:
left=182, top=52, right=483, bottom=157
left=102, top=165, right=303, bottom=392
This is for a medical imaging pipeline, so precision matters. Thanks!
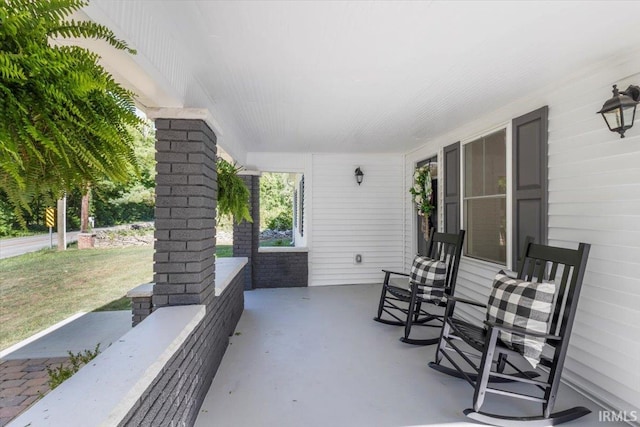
left=45, top=207, right=55, bottom=227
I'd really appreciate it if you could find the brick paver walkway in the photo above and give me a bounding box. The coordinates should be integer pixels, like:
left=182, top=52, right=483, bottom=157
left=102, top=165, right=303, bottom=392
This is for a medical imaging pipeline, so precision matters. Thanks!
left=0, top=357, right=71, bottom=427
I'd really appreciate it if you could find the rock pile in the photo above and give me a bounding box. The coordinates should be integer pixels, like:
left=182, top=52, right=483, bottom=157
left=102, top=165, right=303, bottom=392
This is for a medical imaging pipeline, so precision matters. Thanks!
left=94, top=222, right=154, bottom=248
left=91, top=224, right=293, bottom=247
left=260, top=229, right=292, bottom=241
left=217, top=229, right=233, bottom=245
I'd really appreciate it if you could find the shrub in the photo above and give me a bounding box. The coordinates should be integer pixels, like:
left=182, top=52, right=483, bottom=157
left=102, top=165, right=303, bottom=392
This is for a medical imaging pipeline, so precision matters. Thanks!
left=267, top=211, right=292, bottom=231
left=47, top=344, right=101, bottom=390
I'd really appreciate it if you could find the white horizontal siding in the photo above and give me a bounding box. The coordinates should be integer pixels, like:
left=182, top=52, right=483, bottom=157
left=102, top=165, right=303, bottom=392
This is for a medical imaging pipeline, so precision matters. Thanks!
left=451, top=258, right=497, bottom=323
left=546, top=62, right=640, bottom=416
left=404, top=51, right=640, bottom=417
left=310, top=154, right=404, bottom=286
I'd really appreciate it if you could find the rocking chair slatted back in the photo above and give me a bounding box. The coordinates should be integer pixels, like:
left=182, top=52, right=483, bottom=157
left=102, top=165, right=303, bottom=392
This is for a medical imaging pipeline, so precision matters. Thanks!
left=426, top=231, right=465, bottom=298
left=517, top=242, right=590, bottom=352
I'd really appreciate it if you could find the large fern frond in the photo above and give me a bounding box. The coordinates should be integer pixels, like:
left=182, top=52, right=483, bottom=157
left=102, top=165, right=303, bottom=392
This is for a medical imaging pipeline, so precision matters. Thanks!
left=217, top=158, right=252, bottom=224
left=0, top=0, right=143, bottom=221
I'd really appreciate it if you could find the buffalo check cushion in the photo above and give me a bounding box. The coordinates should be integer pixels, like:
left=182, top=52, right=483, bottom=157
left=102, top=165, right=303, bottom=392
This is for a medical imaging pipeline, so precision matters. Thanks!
left=486, top=270, right=556, bottom=368
left=409, top=256, right=447, bottom=303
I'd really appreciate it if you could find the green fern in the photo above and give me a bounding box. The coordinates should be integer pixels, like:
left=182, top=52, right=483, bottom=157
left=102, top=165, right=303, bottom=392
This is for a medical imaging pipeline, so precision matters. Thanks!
left=0, top=0, right=143, bottom=223
left=216, top=158, right=252, bottom=224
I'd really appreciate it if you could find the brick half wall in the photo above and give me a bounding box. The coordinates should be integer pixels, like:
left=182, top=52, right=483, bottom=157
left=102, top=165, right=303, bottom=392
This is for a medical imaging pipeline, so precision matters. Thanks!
left=119, top=269, right=244, bottom=427
left=254, top=251, right=308, bottom=288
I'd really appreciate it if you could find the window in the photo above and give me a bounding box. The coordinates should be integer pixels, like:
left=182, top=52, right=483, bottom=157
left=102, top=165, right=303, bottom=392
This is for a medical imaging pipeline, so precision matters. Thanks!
left=443, top=107, right=547, bottom=268
left=463, top=129, right=507, bottom=264
left=259, top=172, right=295, bottom=247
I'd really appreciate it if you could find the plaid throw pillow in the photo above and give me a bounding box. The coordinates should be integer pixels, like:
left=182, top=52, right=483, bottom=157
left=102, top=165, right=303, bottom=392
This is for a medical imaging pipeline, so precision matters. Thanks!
left=486, top=271, right=556, bottom=368
left=409, top=256, right=447, bottom=303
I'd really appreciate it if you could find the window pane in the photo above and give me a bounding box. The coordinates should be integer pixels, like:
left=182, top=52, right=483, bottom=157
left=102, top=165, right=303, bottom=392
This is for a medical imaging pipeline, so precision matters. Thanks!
left=464, top=129, right=506, bottom=197
left=464, top=142, right=484, bottom=197
left=484, top=129, right=506, bottom=195
left=464, top=197, right=507, bottom=264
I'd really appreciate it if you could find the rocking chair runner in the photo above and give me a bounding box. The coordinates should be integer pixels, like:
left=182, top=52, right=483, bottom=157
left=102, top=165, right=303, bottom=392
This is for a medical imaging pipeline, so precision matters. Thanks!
left=373, top=229, right=465, bottom=345
left=429, top=240, right=591, bottom=426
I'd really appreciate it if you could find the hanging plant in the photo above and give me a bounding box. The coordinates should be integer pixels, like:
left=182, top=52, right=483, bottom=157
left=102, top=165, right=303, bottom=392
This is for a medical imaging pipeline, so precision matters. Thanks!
left=216, top=158, right=252, bottom=224
left=409, top=165, right=434, bottom=217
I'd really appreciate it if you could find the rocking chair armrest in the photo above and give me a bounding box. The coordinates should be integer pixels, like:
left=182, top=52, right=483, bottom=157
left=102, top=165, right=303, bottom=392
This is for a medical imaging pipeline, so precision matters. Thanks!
left=483, top=320, right=562, bottom=341
left=444, top=295, right=487, bottom=308
left=381, top=269, right=410, bottom=277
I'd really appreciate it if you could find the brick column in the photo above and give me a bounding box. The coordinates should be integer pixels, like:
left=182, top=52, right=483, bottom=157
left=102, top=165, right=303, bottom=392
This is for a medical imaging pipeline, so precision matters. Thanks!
left=233, top=174, right=260, bottom=290
left=131, top=295, right=152, bottom=326
left=153, top=118, right=217, bottom=308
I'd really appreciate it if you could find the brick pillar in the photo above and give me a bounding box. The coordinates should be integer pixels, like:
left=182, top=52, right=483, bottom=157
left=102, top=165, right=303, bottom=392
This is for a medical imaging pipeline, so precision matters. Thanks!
left=131, top=295, right=152, bottom=326
left=233, top=174, right=260, bottom=290
left=153, top=118, right=217, bottom=308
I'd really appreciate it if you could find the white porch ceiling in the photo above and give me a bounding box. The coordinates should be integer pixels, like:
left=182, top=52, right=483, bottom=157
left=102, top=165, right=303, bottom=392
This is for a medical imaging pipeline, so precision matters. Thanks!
left=86, top=1, right=640, bottom=157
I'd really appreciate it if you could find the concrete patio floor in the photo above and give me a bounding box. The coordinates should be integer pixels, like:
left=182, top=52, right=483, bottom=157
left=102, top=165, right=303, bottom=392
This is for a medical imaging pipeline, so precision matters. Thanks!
left=196, top=284, right=621, bottom=427
left=0, top=311, right=132, bottom=360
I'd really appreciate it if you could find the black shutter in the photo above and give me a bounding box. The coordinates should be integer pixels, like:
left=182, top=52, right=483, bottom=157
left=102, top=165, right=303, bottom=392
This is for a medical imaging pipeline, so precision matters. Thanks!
left=512, top=106, right=548, bottom=265
left=299, top=176, right=304, bottom=237
left=443, top=142, right=460, bottom=234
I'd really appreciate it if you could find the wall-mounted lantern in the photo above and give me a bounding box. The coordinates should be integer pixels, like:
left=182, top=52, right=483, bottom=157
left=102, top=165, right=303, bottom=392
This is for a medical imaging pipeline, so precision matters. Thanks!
left=598, top=84, right=640, bottom=138
left=354, top=167, right=364, bottom=185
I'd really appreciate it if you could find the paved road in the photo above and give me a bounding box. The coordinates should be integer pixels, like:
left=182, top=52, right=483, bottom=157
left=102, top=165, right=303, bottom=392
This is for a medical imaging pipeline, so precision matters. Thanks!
left=0, top=231, right=80, bottom=259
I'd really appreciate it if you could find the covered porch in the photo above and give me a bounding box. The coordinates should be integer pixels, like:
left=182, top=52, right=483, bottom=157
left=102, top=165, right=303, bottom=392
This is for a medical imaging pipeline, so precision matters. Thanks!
left=5, top=1, right=640, bottom=426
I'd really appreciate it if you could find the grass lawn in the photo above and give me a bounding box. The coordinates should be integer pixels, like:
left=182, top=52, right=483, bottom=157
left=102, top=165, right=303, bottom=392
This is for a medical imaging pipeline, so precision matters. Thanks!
left=0, top=246, right=153, bottom=351
left=216, top=244, right=233, bottom=257
left=260, top=238, right=293, bottom=247
left=0, top=243, right=237, bottom=351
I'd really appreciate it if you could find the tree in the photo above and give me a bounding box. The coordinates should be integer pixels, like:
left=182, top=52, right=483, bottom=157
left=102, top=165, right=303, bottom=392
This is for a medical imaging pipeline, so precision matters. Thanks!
left=90, top=123, right=156, bottom=226
left=0, top=0, right=143, bottom=223
left=260, top=173, right=293, bottom=230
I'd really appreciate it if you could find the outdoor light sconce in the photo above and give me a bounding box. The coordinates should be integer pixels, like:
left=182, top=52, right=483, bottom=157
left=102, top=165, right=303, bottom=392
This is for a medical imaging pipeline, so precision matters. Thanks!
left=598, top=84, right=640, bottom=138
left=354, top=167, right=364, bottom=185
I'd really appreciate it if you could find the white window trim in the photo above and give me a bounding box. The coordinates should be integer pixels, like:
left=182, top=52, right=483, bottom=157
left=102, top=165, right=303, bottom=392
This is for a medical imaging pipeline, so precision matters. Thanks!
left=459, top=122, right=513, bottom=270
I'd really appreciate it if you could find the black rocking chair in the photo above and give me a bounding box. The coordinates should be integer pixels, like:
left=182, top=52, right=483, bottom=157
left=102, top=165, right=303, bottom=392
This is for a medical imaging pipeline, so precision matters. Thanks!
left=373, top=229, right=465, bottom=345
left=429, top=239, right=591, bottom=426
